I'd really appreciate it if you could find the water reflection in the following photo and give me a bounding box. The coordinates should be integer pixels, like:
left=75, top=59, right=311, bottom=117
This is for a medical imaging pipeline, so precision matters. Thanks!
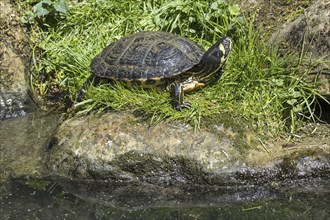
left=1, top=177, right=329, bottom=219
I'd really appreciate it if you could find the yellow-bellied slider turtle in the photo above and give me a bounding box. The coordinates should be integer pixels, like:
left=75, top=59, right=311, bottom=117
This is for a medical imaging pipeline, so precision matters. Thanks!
left=79, top=31, right=231, bottom=110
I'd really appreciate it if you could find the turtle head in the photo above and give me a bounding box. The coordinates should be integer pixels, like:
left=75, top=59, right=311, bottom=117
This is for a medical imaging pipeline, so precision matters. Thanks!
left=193, top=36, right=231, bottom=83
left=204, top=36, right=232, bottom=67
left=217, top=36, right=232, bottom=64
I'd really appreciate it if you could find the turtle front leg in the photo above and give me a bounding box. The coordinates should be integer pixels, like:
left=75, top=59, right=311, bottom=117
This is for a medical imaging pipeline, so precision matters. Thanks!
left=182, top=78, right=205, bottom=93
left=170, top=79, right=205, bottom=111
left=170, top=81, right=190, bottom=111
left=77, top=75, right=103, bottom=102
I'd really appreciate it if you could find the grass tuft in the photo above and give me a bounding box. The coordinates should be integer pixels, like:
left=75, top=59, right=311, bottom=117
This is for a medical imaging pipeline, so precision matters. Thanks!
left=23, top=0, right=325, bottom=136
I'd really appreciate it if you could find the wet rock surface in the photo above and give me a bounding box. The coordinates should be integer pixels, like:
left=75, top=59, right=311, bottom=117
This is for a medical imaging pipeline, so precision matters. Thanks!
left=0, top=0, right=36, bottom=119
left=44, top=112, right=330, bottom=210
left=45, top=113, right=249, bottom=181
left=0, top=111, right=61, bottom=183
left=54, top=149, right=330, bottom=205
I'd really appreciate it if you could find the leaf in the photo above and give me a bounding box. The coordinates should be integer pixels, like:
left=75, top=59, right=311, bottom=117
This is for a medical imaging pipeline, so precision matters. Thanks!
left=228, top=4, right=239, bottom=16
left=189, top=28, right=196, bottom=33
left=210, top=2, right=218, bottom=10
left=54, top=0, right=68, bottom=14
left=20, top=11, right=36, bottom=24
left=188, top=16, right=195, bottom=23
left=293, top=105, right=303, bottom=113
left=292, top=90, right=302, bottom=98
left=272, top=78, right=284, bottom=86
left=34, top=2, right=49, bottom=17
left=287, top=99, right=297, bottom=105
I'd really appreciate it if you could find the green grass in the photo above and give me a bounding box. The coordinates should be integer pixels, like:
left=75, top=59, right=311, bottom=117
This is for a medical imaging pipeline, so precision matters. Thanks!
left=23, top=0, right=324, bottom=136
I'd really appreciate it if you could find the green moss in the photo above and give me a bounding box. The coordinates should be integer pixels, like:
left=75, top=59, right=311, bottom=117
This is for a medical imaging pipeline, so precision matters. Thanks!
left=25, top=178, right=51, bottom=191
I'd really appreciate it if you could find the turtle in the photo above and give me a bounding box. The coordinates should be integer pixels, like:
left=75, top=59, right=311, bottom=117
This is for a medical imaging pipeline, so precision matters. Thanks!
left=78, top=31, right=232, bottom=110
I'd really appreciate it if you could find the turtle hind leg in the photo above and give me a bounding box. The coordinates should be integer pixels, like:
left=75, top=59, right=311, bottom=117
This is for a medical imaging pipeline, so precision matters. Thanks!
left=170, top=81, right=191, bottom=111
left=76, top=75, right=101, bottom=102
left=76, top=88, right=85, bottom=102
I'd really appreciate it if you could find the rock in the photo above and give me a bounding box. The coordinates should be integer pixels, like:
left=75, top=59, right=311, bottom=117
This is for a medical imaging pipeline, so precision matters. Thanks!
left=270, top=0, right=330, bottom=99
left=238, top=0, right=329, bottom=99
left=45, top=113, right=330, bottom=184
left=45, top=112, right=253, bottom=182
left=0, top=111, right=61, bottom=183
left=271, top=0, right=329, bottom=59
left=0, top=0, right=36, bottom=119
left=237, top=0, right=260, bottom=13
left=45, top=112, right=330, bottom=209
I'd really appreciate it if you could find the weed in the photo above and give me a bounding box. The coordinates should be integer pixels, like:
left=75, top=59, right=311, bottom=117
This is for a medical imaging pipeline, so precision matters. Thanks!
left=21, top=0, right=68, bottom=26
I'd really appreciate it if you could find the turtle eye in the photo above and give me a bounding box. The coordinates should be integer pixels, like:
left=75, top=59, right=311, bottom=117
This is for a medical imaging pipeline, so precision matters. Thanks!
left=213, top=50, right=222, bottom=59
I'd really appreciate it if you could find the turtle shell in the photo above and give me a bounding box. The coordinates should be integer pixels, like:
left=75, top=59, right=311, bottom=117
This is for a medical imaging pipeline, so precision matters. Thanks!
left=90, top=31, right=205, bottom=84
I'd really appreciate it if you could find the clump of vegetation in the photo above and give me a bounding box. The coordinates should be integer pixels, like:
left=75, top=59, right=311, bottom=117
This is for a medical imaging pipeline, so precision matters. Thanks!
left=21, top=0, right=68, bottom=26
left=22, top=0, right=323, bottom=136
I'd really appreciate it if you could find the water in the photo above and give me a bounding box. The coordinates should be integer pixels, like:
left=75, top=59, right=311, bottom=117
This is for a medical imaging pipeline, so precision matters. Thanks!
left=1, top=177, right=329, bottom=220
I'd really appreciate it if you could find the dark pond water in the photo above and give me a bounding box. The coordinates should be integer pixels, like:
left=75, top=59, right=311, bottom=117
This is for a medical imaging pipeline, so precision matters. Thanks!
left=1, top=177, right=329, bottom=220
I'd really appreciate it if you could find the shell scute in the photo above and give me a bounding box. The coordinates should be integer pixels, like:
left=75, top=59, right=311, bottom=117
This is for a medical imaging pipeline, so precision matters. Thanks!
left=90, top=31, right=205, bottom=82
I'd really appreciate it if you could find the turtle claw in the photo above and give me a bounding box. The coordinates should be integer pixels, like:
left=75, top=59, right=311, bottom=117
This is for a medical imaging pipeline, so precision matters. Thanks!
left=77, top=89, right=85, bottom=102
left=174, top=101, right=191, bottom=111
